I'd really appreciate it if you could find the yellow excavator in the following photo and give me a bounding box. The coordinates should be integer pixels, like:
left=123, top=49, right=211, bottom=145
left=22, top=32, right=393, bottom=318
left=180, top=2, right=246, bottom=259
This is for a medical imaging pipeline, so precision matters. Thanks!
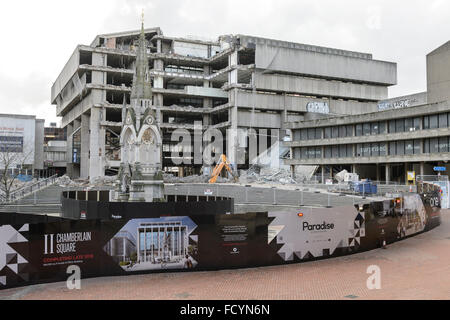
left=209, top=154, right=239, bottom=184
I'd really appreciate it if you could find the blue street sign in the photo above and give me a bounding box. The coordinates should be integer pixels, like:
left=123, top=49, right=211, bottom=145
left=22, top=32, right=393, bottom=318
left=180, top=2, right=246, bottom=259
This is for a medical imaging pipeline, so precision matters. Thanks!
left=433, top=166, right=446, bottom=172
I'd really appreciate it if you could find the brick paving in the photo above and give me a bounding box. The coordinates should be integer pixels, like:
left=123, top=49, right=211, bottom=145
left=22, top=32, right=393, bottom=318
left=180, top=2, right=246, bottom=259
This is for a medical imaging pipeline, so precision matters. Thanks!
left=1, top=210, right=449, bottom=300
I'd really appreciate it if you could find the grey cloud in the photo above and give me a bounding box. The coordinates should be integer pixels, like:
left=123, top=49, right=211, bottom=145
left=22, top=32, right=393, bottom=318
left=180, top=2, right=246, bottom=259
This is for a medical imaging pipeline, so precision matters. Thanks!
left=2, top=0, right=450, bottom=123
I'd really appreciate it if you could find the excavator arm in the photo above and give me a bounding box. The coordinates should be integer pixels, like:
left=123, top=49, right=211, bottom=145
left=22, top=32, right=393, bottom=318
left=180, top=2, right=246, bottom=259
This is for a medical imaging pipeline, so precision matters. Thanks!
left=209, top=155, right=238, bottom=184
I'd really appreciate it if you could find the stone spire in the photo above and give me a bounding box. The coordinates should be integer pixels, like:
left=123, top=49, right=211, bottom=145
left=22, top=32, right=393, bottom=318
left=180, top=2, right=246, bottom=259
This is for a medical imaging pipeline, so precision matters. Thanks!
left=130, top=12, right=152, bottom=103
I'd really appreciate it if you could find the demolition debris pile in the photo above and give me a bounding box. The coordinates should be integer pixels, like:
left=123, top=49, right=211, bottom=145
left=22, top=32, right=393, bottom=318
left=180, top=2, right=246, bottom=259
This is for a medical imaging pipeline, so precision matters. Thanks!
left=56, top=175, right=117, bottom=187
left=240, top=165, right=297, bottom=184
left=163, top=173, right=230, bottom=184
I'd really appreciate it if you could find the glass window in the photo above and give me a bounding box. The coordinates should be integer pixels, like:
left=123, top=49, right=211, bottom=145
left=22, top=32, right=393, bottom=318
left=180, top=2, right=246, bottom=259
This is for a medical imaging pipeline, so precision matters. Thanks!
left=347, top=145, right=353, bottom=157
left=405, top=140, right=414, bottom=155
left=413, top=140, right=421, bottom=154
left=439, top=137, right=448, bottom=152
left=324, top=146, right=332, bottom=158
left=315, top=147, right=322, bottom=158
left=339, top=145, right=347, bottom=157
left=339, top=126, right=346, bottom=138
left=371, top=122, right=379, bottom=135
left=397, top=141, right=405, bottom=155
left=346, top=125, right=353, bottom=137
left=395, top=119, right=405, bottom=133
left=424, top=139, right=430, bottom=154
left=389, top=120, right=396, bottom=133
left=301, top=147, right=307, bottom=159
left=405, top=118, right=413, bottom=132
left=332, top=126, right=339, bottom=138
left=356, top=124, right=363, bottom=136
left=430, top=138, right=439, bottom=153
left=363, top=123, right=371, bottom=136
left=423, top=116, right=429, bottom=129
left=301, top=129, right=308, bottom=141
left=307, top=128, right=315, bottom=140
left=371, top=143, right=379, bottom=156
left=439, top=113, right=448, bottom=128
left=356, top=144, right=362, bottom=157
left=379, top=122, right=386, bottom=134
left=363, top=143, right=370, bottom=157
left=379, top=143, right=387, bottom=156
left=413, top=117, right=421, bottom=131
left=315, top=128, right=322, bottom=139
left=324, top=127, right=331, bottom=139
left=332, top=145, right=339, bottom=158
left=389, top=142, right=396, bottom=155
left=307, top=147, right=316, bottom=158
left=430, top=115, right=438, bottom=129
left=294, top=148, right=301, bottom=159
left=294, top=130, right=301, bottom=141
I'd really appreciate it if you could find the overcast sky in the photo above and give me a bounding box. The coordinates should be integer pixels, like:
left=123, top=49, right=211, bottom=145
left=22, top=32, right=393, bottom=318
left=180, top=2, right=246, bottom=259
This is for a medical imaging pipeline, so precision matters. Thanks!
left=0, top=0, right=449, bottom=126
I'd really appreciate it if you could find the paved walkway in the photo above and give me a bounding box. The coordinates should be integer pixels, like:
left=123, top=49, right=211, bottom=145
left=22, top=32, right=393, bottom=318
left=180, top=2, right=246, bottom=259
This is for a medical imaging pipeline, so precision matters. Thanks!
left=1, top=210, right=449, bottom=300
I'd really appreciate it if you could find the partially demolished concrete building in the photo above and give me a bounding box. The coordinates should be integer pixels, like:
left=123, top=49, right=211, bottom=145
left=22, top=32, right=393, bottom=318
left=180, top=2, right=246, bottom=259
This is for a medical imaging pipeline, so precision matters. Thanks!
left=51, top=27, right=396, bottom=180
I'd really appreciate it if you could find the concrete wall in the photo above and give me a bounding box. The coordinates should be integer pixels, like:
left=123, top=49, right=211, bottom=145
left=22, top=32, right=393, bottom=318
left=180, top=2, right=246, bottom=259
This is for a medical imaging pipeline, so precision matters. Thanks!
left=237, top=110, right=281, bottom=128
left=255, top=72, right=388, bottom=101
left=256, top=44, right=397, bottom=85
left=51, top=48, right=80, bottom=103
left=427, top=41, right=450, bottom=104
left=233, top=90, right=378, bottom=115
left=89, top=106, right=105, bottom=181
left=80, top=113, right=90, bottom=179
left=378, top=92, right=427, bottom=111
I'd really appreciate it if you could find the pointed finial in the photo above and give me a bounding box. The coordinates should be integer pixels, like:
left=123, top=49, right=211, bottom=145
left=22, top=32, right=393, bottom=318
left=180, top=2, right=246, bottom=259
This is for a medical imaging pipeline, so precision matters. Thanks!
left=141, top=9, right=145, bottom=26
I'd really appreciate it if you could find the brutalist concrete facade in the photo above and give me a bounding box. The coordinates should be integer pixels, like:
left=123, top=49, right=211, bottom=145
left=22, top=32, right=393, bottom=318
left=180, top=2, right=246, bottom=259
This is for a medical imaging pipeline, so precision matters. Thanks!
left=51, top=27, right=396, bottom=180
left=285, top=41, right=450, bottom=184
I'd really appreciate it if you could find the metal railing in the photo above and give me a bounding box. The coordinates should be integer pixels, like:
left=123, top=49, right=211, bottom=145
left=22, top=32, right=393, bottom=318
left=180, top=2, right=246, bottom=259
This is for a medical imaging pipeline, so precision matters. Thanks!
left=0, top=174, right=59, bottom=204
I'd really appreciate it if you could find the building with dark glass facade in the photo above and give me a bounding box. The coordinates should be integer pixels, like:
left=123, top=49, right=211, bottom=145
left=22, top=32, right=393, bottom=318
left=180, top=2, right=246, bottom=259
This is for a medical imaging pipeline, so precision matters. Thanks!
left=285, top=41, right=450, bottom=183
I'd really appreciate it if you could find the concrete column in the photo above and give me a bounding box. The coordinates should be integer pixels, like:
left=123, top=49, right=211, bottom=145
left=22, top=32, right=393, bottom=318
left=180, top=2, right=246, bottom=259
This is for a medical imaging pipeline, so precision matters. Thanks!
left=420, top=162, right=424, bottom=177
left=227, top=89, right=239, bottom=167
left=321, top=166, right=325, bottom=184
left=352, top=164, right=356, bottom=174
left=228, top=50, right=238, bottom=85
left=80, top=113, right=90, bottom=179
left=385, top=164, right=390, bottom=184
left=89, top=107, right=105, bottom=182
left=66, top=122, right=74, bottom=178
left=153, top=59, right=164, bottom=124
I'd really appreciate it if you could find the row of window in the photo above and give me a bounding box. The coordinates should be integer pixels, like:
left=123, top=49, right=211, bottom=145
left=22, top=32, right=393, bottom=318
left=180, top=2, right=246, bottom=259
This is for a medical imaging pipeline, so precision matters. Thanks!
left=295, top=112, right=450, bottom=141
left=294, top=136, right=450, bottom=159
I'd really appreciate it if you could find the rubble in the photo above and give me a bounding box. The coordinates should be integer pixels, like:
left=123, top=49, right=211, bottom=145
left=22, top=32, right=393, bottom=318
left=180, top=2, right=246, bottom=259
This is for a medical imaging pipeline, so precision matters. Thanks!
left=239, top=165, right=296, bottom=185
left=56, top=175, right=89, bottom=187
left=163, top=173, right=230, bottom=184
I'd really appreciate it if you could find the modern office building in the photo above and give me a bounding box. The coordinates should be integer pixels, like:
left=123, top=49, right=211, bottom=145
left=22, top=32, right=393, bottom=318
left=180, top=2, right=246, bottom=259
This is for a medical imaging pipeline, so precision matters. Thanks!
left=104, top=230, right=136, bottom=263
left=285, top=41, right=450, bottom=183
left=42, top=123, right=67, bottom=177
left=136, top=221, right=188, bottom=264
left=0, top=114, right=44, bottom=175
left=51, top=24, right=396, bottom=181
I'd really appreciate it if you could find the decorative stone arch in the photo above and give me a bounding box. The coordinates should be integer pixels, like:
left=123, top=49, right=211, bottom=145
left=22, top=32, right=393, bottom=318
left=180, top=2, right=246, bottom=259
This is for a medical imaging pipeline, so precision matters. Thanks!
left=120, top=125, right=137, bottom=145
left=137, top=124, right=162, bottom=166
left=137, top=124, right=162, bottom=146
left=120, top=125, right=138, bottom=164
